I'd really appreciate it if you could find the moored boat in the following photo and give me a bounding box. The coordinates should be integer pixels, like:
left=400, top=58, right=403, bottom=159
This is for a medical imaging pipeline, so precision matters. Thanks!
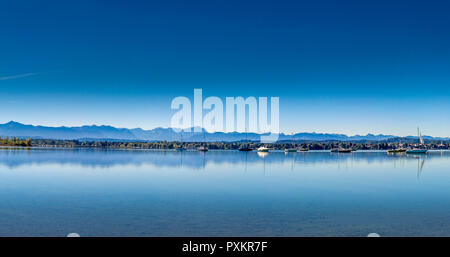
left=405, top=149, right=427, bottom=154
left=197, top=129, right=209, bottom=152
left=197, top=146, right=208, bottom=152
left=405, top=127, right=428, bottom=154
left=331, top=148, right=352, bottom=153
left=257, top=146, right=270, bottom=152
left=387, top=148, right=406, bottom=154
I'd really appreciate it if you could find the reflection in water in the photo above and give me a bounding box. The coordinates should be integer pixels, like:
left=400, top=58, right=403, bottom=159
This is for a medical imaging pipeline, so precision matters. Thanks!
left=1, top=148, right=448, bottom=174
left=418, top=157, right=425, bottom=179
left=404, top=154, right=426, bottom=179
left=1, top=148, right=450, bottom=236
left=256, top=151, right=268, bottom=173
left=256, top=151, right=269, bottom=158
left=1, top=148, right=448, bottom=181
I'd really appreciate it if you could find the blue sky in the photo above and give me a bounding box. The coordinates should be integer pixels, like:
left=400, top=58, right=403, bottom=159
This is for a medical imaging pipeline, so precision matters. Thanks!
left=1, top=0, right=450, bottom=136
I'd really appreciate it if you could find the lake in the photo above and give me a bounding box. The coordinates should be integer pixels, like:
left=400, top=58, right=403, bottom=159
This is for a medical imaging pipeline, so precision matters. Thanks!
left=0, top=148, right=449, bottom=236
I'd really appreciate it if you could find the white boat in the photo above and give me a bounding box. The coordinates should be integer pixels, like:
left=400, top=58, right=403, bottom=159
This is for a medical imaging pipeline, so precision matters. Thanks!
left=197, top=146, right=208, bottom=152
left=257, top=146, right=270, bottom=152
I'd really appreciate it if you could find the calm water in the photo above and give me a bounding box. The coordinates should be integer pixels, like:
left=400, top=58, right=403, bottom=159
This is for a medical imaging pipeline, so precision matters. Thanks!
left=0, top=148, right=450, bottom=237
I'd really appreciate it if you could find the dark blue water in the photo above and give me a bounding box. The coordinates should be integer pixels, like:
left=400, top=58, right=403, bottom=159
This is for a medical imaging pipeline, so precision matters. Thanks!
left=0, top=148, right=449, bottom=236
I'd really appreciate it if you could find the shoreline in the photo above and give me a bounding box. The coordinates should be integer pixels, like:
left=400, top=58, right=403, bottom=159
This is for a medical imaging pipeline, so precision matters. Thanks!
left=1, top=146, right=449, bottom=153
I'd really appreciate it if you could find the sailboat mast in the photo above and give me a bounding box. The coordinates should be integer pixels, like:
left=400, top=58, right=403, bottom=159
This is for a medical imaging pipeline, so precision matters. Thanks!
left=417, top=127, right=419, bottom=144
left=417, top=127, right=424, bottom=145
left=417, top=127, right=420, bottom=145
left=245, top=122, right=248, bottom=142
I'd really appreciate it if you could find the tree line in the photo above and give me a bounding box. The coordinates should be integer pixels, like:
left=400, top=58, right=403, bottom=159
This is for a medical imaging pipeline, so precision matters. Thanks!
left=23, top=139, right=450, bottom=150
left=0, top=137, right=32, bottom=147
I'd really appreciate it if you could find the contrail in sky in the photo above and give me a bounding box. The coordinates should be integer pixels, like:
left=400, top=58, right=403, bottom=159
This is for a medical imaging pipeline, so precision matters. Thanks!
left=0, top=72, right=38, bottom=81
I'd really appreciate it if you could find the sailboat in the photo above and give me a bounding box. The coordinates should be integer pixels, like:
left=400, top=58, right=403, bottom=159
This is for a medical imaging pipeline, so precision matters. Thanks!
left=239, top=125, right=253, bottom=151
left=406, top=127, right=428, bottom=154
left=197, top=129, right=209, bottom=152
left=284, top=133, right=298, bottom=152
left=175, top=130, right=186, bottom=151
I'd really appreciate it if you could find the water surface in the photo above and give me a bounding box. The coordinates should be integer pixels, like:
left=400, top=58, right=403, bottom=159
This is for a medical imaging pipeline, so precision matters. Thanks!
left=0, top=148, right=449, bottom=236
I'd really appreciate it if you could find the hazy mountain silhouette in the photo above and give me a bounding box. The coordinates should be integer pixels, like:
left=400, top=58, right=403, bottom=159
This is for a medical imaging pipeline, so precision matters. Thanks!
left=0, top=121, right=443, bottom=142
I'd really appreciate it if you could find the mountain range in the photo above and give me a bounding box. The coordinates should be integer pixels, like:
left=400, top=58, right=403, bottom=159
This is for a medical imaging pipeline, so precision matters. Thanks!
left=0, top=121, right=446, bottom=142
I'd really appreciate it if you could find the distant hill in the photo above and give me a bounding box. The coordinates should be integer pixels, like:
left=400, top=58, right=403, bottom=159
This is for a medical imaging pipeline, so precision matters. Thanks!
left=0, top=121, right=446, bottom=142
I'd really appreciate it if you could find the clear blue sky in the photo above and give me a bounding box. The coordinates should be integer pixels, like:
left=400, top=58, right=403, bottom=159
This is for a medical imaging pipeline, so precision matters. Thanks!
left=1, top=0, right=450, bottom=136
